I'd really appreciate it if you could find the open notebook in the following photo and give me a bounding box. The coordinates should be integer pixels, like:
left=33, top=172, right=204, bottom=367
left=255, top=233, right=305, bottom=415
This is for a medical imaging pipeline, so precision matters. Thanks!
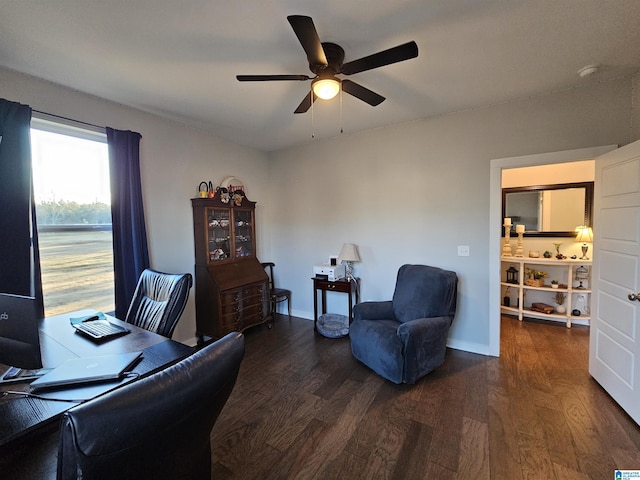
left=30, top=351, right=142, bottom=391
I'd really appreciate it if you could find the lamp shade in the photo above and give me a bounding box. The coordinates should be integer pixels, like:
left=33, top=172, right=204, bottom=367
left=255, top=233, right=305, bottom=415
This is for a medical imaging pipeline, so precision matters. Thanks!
left=338, top=243, right=360, bottom=263
left=575, top=226, right=593, bottom=243
left=312, top=78, right=340, bottom=100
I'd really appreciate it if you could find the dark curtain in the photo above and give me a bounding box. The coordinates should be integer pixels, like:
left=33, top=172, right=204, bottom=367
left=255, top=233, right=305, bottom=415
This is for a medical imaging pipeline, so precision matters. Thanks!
left=107, top=128, right=149, bottom=320
left=0, top=99, right=44, bottom=315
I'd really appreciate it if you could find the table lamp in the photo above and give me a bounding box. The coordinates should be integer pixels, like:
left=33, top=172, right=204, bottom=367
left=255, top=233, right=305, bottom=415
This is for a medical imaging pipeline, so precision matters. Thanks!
left=575, top=226, right=593, bottom=260
left=338, top=243, right=360, bottom=281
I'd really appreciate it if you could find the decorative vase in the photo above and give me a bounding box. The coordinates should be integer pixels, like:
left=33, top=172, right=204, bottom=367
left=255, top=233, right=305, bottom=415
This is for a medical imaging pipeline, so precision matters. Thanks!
left=556, top=305, right=566, bottom=314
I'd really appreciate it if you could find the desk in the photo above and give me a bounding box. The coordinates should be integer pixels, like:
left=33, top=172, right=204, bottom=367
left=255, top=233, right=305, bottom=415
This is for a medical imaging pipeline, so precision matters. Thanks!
left=0, top=310, right=193, bottom=477
left=312, top=277, right=359, bottom=332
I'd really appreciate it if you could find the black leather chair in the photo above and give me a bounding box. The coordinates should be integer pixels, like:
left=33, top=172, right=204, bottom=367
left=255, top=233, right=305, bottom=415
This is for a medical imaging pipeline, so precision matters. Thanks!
left=262, top=262, right=291, bottom=317
left=57, top=332, right=244, bottom=480
left=125, top=268, right=192, bottom=338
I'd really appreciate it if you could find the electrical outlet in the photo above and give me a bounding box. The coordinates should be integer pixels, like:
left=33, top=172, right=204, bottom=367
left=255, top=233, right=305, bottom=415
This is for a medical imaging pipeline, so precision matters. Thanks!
left=458, top=245, right=470, bottom=256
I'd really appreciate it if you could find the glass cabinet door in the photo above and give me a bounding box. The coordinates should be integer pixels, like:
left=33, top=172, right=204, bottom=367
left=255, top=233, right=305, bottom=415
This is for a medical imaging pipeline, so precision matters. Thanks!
left=233, top=209, right=254, bottom=258
left=207, top=208, right=231, bottom=262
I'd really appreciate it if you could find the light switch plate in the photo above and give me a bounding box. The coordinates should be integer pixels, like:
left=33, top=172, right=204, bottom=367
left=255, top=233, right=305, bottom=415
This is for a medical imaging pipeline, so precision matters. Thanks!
left=458, top=245, right=470, bottom=256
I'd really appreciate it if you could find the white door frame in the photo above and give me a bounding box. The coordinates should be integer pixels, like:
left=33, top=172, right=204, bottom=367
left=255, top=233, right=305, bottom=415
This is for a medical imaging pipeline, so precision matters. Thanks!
left=488, top=145, right=616, bottom=356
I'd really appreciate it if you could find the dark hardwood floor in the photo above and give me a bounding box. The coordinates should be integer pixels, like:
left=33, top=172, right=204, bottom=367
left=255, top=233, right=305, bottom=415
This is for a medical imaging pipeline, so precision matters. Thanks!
left=210, top=314, right=640, bottom=479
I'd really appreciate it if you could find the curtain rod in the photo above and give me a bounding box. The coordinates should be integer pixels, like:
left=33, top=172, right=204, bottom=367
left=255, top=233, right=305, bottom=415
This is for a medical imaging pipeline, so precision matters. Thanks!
left=32, top=109, right=105, bottom=131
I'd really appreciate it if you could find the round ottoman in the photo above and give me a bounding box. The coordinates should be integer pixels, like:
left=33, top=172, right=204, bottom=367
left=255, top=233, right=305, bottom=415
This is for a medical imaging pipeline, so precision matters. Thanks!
left=316, top=313, right=350, bottom=338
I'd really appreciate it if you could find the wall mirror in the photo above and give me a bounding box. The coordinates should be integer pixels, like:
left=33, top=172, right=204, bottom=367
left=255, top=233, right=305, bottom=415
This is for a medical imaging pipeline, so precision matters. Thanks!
left=502, top=182, right=593, bottom=237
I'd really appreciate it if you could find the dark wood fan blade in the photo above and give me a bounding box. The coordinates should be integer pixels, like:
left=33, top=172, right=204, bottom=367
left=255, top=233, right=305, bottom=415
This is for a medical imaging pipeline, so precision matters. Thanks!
left=342, top=80, right=385, bottom=106
left=237, top=75, right=311, bottom=82
left=293, top=91, right=318, bottom=114
left=287, top=15, right=328, bottom=68
left=341, top=41, right=418, bottom=75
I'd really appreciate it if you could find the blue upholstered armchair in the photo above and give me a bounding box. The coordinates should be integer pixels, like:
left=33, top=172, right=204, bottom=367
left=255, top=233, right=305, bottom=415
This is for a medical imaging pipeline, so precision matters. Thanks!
left=350, top=264, right=458, bottom=384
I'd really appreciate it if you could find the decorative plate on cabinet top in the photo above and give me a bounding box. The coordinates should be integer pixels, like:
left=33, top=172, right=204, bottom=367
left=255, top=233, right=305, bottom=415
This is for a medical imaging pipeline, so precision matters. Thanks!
left=220, top=176, right=245, bottom=195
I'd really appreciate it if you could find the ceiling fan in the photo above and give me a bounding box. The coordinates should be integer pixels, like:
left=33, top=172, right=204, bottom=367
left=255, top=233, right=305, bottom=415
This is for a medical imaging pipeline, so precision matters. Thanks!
left=236, top=15, right=419, bottom=114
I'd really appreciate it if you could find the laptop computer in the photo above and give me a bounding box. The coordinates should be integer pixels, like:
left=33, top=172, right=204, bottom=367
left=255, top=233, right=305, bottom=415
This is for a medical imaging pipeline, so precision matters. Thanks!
left=30, top=351, right=142, bottom=391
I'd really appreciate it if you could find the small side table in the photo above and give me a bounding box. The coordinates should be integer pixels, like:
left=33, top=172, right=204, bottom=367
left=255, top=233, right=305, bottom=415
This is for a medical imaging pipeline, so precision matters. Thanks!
left=312, top=277, right=360, bottom=333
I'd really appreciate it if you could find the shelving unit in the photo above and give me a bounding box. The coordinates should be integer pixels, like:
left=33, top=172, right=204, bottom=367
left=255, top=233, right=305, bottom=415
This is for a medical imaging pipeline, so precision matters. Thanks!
left=500, top=256, right=591, bottom=328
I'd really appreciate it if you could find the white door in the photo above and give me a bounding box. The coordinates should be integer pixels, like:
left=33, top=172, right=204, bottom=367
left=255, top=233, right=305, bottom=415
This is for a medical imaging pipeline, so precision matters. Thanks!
left=590, top=140, right=640, bottom=425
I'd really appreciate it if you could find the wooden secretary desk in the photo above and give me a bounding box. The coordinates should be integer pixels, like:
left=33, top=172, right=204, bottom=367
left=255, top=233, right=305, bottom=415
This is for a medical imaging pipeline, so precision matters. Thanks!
left=191, top=195, right=271, bottom=344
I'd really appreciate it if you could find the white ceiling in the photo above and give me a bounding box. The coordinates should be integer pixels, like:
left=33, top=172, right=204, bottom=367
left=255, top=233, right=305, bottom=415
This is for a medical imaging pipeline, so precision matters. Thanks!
left=1, top=1, right=640, bottom=152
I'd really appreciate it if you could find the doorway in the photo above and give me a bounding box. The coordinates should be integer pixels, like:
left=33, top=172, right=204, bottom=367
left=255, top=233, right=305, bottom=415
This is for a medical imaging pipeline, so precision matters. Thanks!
left=488, top=145, right=616, bottom=356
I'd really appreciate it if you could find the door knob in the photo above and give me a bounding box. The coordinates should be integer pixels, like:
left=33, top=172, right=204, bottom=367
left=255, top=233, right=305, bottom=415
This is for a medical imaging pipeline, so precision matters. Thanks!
left=628, top=293, right=640, bottom=301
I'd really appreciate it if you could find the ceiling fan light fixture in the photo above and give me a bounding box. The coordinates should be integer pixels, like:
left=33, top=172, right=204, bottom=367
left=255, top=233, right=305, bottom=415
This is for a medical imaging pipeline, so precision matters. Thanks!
left=578, top=64, right=599, bottom=78
left=312, top=77, right=340, bottom=100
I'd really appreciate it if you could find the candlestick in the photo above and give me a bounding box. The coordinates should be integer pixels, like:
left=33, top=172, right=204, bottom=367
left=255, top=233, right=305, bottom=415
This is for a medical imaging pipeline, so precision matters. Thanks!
left=515, top=229, right=524, bottom=257
left=502, top=221, right=512, bottom=256
left=515, top=224, right=525, bottom=234
left=504, top=217, right=512, bottom=226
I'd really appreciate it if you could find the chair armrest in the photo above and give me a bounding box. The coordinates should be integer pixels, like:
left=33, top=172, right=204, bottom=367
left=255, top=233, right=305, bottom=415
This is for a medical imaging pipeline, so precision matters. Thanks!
left=396, top=316, right=453, bottom=383
left=397, top=315, right=451, bottom=340
left=353, top=301, right=394, bottom=321
left=397, top=316, right=452, bottom=359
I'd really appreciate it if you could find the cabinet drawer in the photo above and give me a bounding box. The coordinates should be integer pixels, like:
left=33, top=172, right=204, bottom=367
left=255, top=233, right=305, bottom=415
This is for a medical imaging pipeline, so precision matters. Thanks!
left=219, top=289, right=241, bottom=315
left=221, top=290, right=241, bottom=304
left=220, top=301, right=241, bottom=315
left=220, top=311, right=243, bottom=327
left=241, top=284, right=266, bottom=297
left=242, top=293, right=266, bottom=307
left=243, top=311, right=266, bottom=328
left=315, top=279, right=351, bottom=293
left=242, top=303, right=264, bottom=317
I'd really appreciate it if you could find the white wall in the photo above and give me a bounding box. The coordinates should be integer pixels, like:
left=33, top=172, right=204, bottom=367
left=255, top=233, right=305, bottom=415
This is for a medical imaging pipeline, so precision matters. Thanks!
left=268, top=78, right=633, bottom=355
left=1, top=66, right=635, bottom=355
left=0, top=67, right=270, bottom=344
left=502, top=160, right=595, bottom=187
left=632, top=73, right=640, bottom=142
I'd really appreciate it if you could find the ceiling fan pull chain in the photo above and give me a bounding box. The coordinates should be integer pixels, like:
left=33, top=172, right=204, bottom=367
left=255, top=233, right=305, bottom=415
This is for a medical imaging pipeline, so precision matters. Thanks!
left=311, top=86, right=315, bottom=138
left=340, top=86, right=344, bottom=134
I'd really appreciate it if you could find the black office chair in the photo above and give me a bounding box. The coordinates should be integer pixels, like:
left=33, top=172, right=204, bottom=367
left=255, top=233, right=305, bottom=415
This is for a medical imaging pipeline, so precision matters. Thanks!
left=125, top=268, right=192, bottom=338
left=262, top=262, right=291, bottom=318
left=57, top=332, right=244, bottom=480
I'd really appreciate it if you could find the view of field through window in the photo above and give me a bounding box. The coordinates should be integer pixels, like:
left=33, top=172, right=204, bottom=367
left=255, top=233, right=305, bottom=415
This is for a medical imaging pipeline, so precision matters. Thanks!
left=31, top=126, right=115, bottom=316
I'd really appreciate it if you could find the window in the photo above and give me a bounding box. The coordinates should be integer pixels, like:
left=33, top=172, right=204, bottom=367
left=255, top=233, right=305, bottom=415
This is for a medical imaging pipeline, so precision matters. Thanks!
left=30, top=119, right=114, bottom=316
